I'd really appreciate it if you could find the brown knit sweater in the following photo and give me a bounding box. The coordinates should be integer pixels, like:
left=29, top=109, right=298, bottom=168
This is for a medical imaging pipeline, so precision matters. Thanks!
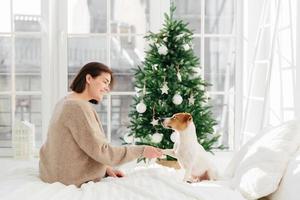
left=39, top=98, right=144, bottom=187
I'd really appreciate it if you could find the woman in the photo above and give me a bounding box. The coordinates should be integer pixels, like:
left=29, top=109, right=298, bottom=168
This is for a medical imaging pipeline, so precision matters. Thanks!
left=39, top=62, right=162, bottom=187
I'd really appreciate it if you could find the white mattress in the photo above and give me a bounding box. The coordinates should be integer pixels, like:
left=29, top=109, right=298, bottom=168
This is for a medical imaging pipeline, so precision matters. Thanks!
left=0, top=159, right=246, bottom=200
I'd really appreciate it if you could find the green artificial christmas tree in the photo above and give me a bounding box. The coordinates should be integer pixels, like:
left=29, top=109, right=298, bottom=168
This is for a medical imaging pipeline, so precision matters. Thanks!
left=127, top=4, right=220, bottom=161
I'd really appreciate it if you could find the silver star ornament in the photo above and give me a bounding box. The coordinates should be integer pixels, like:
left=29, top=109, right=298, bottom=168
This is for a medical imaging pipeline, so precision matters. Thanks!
left=160, top=82, right=169, bottom=94
left=188, top=95, right=195, bottom=105
left=151, top=118, right=159, bottom=126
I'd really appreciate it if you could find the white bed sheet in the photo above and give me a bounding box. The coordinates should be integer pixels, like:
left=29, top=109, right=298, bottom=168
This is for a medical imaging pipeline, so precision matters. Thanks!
left=0, top=160, right=246, bottom=200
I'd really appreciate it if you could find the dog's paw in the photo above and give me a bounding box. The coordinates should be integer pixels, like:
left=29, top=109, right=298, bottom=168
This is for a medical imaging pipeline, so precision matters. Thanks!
left=183, top=178, right=194, bottom=183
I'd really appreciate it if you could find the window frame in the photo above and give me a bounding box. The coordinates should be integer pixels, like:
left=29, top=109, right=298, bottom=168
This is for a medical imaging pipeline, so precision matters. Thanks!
left=0, top=0, right=44, bottom=156
left=0, top=0, right=243, bottom=156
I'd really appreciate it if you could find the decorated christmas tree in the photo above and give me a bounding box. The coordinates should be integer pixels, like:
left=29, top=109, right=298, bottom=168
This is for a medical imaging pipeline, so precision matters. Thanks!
left=127, top=4, right=220, bottom=161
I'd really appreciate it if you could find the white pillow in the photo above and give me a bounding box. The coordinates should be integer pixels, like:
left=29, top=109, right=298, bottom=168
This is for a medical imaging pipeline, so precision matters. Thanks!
left=231, top=120, right=300, bottom=200
left=223, top=123, right=291, bottom=179
left=269, top=148, right=300, bottom=200
left=223, top=131, right=265, bottom=179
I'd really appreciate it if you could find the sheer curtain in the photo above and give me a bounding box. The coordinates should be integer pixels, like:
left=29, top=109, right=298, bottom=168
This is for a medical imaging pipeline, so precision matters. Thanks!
left=242, top=0, right=297, bottom=144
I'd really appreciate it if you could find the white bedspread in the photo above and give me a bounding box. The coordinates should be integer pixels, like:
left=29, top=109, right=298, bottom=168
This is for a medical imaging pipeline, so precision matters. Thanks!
left=0, top=161, right=245, bottom=200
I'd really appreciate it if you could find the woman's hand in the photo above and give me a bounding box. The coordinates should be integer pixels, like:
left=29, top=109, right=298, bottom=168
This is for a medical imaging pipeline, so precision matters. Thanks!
left=106, top=166, right=125, bottom=178
left=143, top=146, right=163, bottom=158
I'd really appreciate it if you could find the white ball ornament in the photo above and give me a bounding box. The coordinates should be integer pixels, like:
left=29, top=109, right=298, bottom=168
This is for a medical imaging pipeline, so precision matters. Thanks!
left=158, top=45, right=168, bottom=55
left=136, top=101, right=147, bottom=113
left=151, top=132, right=163, bottom=143
left=172, top=94, right=183, bottom=105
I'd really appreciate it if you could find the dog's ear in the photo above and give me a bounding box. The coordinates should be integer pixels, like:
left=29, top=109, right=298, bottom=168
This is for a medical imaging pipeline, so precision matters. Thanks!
left=185, top=114, right=192, bottom=122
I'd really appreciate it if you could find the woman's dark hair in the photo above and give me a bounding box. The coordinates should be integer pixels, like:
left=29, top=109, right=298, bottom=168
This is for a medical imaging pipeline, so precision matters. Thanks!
left=70, top=62, right=114, bottom=93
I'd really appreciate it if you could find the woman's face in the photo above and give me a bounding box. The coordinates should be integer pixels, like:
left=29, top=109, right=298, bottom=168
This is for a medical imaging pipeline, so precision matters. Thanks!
left=86, top=72, right=111, bottom=101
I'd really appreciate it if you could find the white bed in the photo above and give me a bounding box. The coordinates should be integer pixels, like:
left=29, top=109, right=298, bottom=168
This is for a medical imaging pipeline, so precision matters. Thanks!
left=0, top=159, right=245, bottom=200
left=1, top=120, right=300, bottom=200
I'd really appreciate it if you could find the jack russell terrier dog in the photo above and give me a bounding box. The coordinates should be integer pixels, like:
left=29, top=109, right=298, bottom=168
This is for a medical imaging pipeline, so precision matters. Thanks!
left=162, top=112, right=217, bottom=183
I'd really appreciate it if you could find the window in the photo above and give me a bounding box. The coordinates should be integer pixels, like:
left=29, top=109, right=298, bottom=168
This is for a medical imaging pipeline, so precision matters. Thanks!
left=66, top=0, right=238, bottom=148
left=0, top=0, right=43, bottom=154
left=173, top=0, right=237, bottom=149
left=67, top=0, right=150, bottom=145
left=0, top=0, right=240, bottom=155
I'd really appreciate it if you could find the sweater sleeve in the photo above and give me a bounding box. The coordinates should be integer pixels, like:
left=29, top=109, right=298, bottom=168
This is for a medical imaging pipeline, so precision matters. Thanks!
left=64, top=101, right=145, bottom=166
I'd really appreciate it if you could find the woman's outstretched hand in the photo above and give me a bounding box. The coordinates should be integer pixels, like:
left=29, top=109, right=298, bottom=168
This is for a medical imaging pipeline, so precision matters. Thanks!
left=106, top=166, right=125, bottom=178
left=143, top=146, right=163, bottom=158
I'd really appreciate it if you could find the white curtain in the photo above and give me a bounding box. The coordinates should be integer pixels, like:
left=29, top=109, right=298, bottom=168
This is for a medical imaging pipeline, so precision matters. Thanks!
left=242, top=0, right=296, bottom=144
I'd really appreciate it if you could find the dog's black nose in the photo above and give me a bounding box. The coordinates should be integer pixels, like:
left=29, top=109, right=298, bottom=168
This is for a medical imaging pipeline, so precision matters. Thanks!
left=157, top=118, right=165, bottom=127
left=158, top=117, right=167, bottom=123
left=158, top=118, right=164, bottom=122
